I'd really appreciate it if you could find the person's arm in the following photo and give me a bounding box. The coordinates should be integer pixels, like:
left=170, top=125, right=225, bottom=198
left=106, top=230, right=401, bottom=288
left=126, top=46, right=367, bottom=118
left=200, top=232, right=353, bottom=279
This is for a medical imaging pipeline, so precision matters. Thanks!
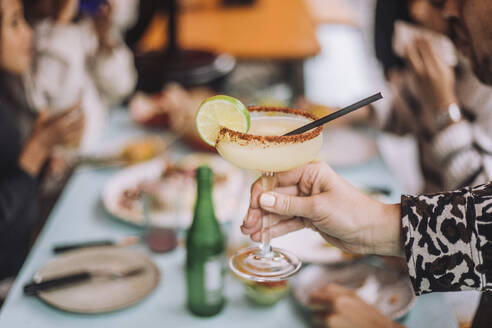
left=0, top=167, right=38, bottom=227
left=403, top=37, right=492, bottom=189
left=401, top=182, right=492, bottom=295
left=243, top=162, right=492, bottom=295
left=27, top=21, right=85, bottom=112
left=90, top=4, right=137, bottom=106
left=310, top=284, right=405, bottom=328
left=431, top=120, right=492, bottom=189
left=91, top=39, right=137, bottom=106
left=0, top=112, right=38, bottom=226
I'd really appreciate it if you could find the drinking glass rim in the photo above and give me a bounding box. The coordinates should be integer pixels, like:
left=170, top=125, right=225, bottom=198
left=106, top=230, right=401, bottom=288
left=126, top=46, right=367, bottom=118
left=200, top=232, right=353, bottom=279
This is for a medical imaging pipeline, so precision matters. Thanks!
left=216, top=106, right=323, bottom=145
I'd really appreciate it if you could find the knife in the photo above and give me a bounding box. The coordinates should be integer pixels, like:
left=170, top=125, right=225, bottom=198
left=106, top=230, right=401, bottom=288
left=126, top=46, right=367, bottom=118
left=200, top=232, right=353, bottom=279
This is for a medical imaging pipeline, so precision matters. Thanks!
left=23, top=267, right=145, bottom=296
left=53, top=236, right=140, bottom=254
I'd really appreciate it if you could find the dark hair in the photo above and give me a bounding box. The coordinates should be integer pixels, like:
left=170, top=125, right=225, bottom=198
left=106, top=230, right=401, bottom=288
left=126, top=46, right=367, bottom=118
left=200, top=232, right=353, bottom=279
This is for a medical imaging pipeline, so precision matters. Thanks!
left=374, top=0, right=412, bottom=75
left=0, top=1, right=36, bottom=139
left=22, top=0, right=55, bottom=24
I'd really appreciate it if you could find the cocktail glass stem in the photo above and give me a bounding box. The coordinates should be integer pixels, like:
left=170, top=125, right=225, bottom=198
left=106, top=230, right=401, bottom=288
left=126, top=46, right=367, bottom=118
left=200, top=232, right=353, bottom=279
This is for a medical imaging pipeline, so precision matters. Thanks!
left=259, top=172, right=276, bottom=258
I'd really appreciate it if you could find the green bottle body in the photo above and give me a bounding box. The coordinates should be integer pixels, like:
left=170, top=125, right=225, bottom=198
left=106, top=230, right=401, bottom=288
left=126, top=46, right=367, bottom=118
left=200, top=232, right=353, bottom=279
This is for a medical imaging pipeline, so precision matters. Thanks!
left=186, top=166, right=226, bottom=317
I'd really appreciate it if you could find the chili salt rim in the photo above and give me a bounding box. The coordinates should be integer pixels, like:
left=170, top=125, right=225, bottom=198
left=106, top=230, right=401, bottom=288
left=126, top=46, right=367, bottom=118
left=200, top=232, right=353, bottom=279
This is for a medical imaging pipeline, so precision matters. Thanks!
left=217, top=106, right=323, bottom=145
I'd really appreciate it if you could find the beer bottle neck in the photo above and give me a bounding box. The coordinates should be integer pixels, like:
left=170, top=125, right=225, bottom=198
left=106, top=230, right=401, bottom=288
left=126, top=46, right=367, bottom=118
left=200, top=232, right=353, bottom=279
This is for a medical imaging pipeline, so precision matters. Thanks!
left=197, top=179, right=213, bottom=202
left=194, top=178, right=215, bottom=221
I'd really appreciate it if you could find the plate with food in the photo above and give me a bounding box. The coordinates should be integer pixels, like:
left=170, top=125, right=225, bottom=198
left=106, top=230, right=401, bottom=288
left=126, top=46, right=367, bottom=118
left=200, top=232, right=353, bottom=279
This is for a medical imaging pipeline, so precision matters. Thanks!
left=291, top=261, right=416, bottom=321
left=129, top=84, right=217, bottom=152
left=79, top=135, right=173, bottom=167
left=102, top=153, right=244, bottom=228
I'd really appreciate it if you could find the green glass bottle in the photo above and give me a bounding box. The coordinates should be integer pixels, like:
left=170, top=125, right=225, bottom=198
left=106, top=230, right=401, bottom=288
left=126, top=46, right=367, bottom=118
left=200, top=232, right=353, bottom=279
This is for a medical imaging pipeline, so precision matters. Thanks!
left=186, top=165, right=226, bottom=317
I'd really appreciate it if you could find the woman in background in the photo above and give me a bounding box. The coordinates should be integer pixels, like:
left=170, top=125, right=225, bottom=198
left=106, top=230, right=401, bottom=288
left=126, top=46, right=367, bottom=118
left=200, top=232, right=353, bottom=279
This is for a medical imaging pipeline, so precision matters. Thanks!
left=374, top=0, right=492, bottom=193
left=0, top=0, right=84, bottom=282
left=23, top=0, right=137, bottom=153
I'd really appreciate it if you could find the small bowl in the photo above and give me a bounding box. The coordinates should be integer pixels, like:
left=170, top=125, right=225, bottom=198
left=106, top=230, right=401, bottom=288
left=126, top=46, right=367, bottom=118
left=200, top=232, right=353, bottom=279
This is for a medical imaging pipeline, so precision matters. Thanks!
left=242, top=279, right=289, bottom=307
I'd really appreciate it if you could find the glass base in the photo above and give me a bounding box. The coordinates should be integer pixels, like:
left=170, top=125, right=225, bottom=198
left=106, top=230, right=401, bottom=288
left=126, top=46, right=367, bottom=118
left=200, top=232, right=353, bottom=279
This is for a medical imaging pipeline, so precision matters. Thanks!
left=229, top=246, right=302, bottom=282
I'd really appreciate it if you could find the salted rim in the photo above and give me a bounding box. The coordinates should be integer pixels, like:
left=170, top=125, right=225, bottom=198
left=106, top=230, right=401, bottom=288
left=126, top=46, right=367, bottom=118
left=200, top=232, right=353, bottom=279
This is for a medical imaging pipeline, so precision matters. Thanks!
left=216, top=106, right=323, bottom=145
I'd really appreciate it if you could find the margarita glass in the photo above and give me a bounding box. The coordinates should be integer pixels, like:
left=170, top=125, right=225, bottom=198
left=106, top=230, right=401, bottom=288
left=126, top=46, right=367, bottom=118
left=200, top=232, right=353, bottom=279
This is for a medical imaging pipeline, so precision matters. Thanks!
left=216, top=106, right=323, bottom=282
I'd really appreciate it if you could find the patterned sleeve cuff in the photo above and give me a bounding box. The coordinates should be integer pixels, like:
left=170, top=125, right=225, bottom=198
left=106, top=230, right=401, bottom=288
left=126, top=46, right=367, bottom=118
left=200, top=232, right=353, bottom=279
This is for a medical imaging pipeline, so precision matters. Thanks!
left=432, top=121, right=473, bottom=162
left=401, top=187, right=485, bottom=295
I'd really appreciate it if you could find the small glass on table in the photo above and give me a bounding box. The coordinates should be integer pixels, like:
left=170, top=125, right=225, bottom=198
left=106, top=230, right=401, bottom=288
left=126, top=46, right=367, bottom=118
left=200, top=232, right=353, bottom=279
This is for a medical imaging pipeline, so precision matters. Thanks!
left=215, top=106, right=323, bottom=282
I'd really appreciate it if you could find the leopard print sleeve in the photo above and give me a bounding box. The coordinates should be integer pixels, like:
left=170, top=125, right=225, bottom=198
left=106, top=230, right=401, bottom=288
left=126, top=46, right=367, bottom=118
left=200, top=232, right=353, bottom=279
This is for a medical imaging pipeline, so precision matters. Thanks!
left=401, top=182, right=492, bottom=295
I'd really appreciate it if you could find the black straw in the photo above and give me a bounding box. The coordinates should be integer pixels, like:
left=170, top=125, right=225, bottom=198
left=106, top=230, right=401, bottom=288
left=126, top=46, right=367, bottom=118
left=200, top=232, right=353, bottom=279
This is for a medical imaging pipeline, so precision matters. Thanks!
left=284, top=92, right=383, bottom=136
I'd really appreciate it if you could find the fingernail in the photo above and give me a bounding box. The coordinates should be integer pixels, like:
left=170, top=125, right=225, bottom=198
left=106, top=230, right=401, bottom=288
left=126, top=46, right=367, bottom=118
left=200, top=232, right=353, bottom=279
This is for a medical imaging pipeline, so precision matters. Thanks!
left=260, top=193, right=276, bottom=208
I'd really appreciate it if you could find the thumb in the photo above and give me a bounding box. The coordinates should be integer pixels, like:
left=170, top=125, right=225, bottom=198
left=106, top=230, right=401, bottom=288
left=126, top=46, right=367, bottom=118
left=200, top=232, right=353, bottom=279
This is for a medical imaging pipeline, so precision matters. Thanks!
left=259, top=192, right=315, bottom=218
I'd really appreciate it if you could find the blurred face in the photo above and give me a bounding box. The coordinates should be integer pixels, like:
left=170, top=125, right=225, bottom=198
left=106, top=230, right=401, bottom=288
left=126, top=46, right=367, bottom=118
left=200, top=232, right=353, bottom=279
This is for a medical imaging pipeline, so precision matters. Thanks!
left=409, top=0, right=449, bottom=34
left=439, top=0, right=492, bottom=84
left=0, top=0, right=32, bottom=75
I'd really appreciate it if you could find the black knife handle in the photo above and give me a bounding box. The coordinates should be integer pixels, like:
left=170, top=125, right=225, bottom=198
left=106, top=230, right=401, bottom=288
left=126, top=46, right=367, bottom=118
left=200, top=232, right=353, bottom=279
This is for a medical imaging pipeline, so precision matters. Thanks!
left=23, top=272, right=91, bottom=296
left=53, top=241, right=113, bottom=254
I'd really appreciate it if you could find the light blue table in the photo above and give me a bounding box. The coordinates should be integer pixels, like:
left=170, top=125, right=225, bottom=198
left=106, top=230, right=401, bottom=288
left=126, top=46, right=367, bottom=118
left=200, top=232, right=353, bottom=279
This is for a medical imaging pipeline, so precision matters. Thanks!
left=0, top=109, right=458, bottom=327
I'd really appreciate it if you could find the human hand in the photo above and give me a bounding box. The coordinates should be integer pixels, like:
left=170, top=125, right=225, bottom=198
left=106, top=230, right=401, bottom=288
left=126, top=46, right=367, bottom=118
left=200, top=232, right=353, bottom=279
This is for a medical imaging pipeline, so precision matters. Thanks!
left=406, top=36, right=457, bottom=111
left=310, top=284, right=404, bottom=328
left=92, top=2, right=114, bottom=54
left=57, top=0, right=79, bottom=24
left=37, top=103, right=85, bottom=147
left=20, top=104, right=84, bottom=176
left=242, top=162, right=403, bottom=256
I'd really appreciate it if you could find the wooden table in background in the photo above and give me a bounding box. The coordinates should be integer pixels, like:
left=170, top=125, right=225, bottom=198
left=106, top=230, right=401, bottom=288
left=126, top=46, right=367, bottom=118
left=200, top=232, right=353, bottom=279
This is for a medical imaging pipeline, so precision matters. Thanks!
left=139, top=0, right=320, bottom=60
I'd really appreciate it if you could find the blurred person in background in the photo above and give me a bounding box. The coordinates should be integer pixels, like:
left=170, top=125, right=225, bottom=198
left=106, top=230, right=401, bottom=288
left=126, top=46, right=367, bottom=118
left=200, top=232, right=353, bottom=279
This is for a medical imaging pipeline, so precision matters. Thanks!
left=23, top=0, right=137, bottom=154
left=0, top=0, right=84, bottom=288
left=300, top=0, right=492, bottom=195
left=373, top=0, right=492, bottom=194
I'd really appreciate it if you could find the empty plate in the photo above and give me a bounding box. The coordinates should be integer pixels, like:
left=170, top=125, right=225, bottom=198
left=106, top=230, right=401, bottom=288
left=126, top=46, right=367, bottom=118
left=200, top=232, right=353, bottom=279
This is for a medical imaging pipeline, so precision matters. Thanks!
left=33, top=248, right=159, bottom=314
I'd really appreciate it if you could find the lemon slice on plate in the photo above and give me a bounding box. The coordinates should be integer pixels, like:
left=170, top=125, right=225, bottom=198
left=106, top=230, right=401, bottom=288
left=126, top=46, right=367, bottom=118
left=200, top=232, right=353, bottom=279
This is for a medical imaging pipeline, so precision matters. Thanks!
left=195, top=95, right=250, bottom=146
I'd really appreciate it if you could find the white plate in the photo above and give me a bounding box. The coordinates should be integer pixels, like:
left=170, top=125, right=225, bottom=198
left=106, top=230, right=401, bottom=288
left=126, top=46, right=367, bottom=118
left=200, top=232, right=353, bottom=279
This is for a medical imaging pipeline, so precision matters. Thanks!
left=35, top=248, right=159, bottom=314
left=292, top=262, right=416, bottom=320
left=320, top=127, right=378, bottom=166
left=102, top=154, right=244, bottom=228
left=270, top=229, right=345, bottom=264
left=102, top=157, right=167, bottom=226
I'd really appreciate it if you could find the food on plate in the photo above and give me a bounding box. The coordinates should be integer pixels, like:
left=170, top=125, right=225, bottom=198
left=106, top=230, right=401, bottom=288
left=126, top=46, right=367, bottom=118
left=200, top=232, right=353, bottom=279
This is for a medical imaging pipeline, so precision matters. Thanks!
left=116, top=154, right=243, bottom=227
left=306, top=104, right=333, bottom=120
left=129, top=83, right=219, bottom=151
left=129, top=92, right=170, bottom=127
left=295, top=97, right=335, bottom=119
left=120, top=137, right=166, bottom=164
left=166, top=84, right=218, bottom=151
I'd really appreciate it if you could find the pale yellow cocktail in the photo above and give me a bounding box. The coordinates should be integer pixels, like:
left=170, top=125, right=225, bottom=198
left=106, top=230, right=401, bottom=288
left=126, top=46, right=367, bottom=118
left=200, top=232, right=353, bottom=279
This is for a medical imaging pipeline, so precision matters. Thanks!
left=216, top=108, right=323, bottom=172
